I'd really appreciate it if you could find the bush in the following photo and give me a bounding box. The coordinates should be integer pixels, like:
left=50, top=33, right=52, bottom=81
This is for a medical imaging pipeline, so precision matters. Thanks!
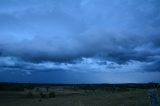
left=26, top=92, right=34, bottom=98
left=49, top=92, right=56, bottom=98
left=40, top=92, right=46, bottom=98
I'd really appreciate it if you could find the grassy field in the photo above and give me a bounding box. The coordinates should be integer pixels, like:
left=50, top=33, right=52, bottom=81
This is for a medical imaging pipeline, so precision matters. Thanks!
left=0, top=83, right=159, bottom=106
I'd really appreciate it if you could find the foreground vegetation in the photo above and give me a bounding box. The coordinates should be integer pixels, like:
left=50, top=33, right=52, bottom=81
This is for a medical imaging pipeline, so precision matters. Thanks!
left=0, top=83, right=159, bottom=106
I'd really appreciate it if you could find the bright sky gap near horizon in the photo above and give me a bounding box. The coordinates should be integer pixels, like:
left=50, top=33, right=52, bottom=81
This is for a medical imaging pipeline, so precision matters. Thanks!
left=0, top=0, right=160, bottom=83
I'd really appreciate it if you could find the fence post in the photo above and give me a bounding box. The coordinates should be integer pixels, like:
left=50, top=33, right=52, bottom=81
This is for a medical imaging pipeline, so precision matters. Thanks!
left=148, top=89, right=159, bottom=106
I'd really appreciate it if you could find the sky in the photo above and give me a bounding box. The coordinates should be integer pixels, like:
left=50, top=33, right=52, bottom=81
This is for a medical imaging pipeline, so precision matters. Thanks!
left=0, top=0, right=160, bottom=83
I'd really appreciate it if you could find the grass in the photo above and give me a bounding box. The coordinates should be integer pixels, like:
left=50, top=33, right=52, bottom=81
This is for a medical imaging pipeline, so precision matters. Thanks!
left=0, top=88, right=157, bottom=106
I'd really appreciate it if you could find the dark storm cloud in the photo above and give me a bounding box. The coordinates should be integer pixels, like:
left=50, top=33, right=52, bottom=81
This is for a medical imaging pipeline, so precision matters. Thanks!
left=145, top=61, right=160, bottom=72
left=0, top=56, right=146, bottom=74
left=0, top=56, right=68, bottom=74
left=143, top=56, right=160, bottom=72
left=0, top=0, right=160, bottom=73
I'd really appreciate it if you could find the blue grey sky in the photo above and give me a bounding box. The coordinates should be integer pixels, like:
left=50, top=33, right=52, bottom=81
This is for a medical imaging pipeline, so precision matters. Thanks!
left=0, top=0, right=160, bottom=83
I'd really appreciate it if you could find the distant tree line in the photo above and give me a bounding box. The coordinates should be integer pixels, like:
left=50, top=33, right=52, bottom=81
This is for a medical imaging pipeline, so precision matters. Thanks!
left=0, top=82, right=159, bottom=91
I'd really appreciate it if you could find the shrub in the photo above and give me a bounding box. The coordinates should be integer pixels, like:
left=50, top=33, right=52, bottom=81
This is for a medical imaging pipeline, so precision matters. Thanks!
left=49, top=92, right=56, bottom=98
left=26, top=92, right=34, bottom=98
left=40, top=92, right=46, bottom=98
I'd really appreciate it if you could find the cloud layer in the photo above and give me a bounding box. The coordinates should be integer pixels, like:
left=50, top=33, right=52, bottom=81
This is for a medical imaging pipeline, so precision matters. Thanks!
left=0, top=0, right=160, bottom=83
